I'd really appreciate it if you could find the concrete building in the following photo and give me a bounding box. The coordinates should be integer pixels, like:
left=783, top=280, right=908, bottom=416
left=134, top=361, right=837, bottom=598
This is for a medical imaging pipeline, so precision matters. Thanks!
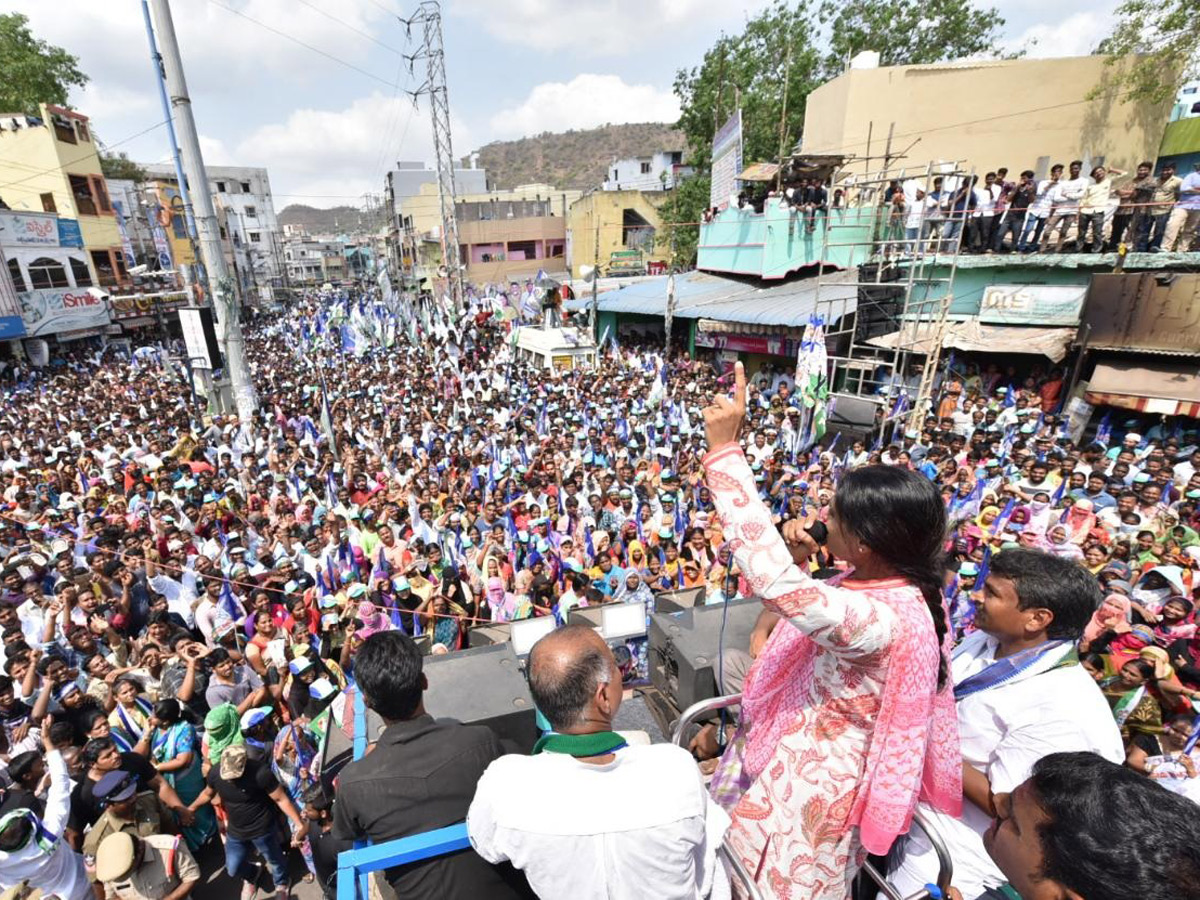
left=0, top=104, right=127, bottom=288
left=566, top=189, right=671, bottom=278
left=283, top=238, right=345, bottom=285
left=603, top=150, right=692, bottom=192
left=143, top=163, right=284, bottom=302
left=801, top=54, right=1174, bottom=181
left=0, top=209, right=109, bottom=341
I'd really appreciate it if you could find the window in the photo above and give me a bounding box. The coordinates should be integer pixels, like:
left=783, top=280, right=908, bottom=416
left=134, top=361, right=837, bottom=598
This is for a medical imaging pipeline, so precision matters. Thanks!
left=640, top=162, right=651, bottom=174
left=216, top=181, right=226, bottom=193
left=90, top=250, right=116, bottom=286
left=249, top=232, right=261, bottom=243
left=6, top=259, right=26, bottom=293
left=75, top=120, right=90, bottom=142
left=40, top=193, right=56, bottom=213
left=52, top=117, right=76, bottom=144
left=68, top=256, right=92, bottom=287
left=245, top=205, right=257, bottom=218
left=171, top=214, right=187, bottom=240
left=90, top=176, right=112, bottom=213
left=68, top=174, right=97, bottom=216
left=27, top=256, right=70, bottom=290
left=240, top=181, right=251, bottom=193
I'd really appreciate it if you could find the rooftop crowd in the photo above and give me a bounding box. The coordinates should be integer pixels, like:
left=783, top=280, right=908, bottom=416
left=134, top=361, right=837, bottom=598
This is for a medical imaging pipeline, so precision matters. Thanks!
left=0, top=281, right=1196, bottom=900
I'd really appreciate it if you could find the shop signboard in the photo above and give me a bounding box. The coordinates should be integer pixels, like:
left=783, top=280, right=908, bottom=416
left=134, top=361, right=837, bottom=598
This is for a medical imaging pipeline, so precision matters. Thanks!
left=1083, top=272, right=1200, bottom=354
left=978, top=284, right=1086, bottom=326
left=0, top=211, right=59, bottom=247
left=109, top=291, right=189, bottom=321
left=709, top=109, right=743, bottom=210
left=0, top=262, right=26, bottom=340
left=56, top=218, right=83, bottom=248
left=18, top=287, right=111, bottom=337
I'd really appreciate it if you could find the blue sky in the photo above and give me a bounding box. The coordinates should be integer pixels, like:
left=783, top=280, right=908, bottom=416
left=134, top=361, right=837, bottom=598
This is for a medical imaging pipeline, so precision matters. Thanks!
left=9, top=0, right=1120, bottom=208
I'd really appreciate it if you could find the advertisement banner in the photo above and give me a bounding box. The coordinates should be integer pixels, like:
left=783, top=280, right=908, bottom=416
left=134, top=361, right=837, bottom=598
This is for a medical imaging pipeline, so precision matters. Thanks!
left=56, top=218, right=83, bottom=248
left=0, top=261, right=26, bottom=340
left=109, top=291, right=189, bottom=321
left=709, top=109, right=743, bottom=210
left=0, top=211, right=59, bottom=247
left=112, top=201, right=137, bottom=268
left=151, top=224, right=174, bottom=272
left=19, top=287, right=111, bottom=337
left=979, top=284, right=1086, bottom=326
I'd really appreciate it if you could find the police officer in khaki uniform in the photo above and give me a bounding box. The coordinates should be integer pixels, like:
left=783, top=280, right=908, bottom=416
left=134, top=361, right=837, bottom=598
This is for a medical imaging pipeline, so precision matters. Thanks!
left=94, top=832, right=199, bottom=900
left=81, top=771, right=169, bottom=885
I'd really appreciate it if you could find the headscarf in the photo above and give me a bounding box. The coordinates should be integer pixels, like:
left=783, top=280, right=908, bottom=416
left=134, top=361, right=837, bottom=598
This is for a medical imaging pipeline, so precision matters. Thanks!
left=1083, top=593, right=1132, bottom=645
left=614, top=571, right=654, bottom=610
left=1045, top=525, right=1083, bottom=560
left=355, top=600, right=393, bottom=639
left=204, top=703, right=244, bottom=765
left=1064, top=499, right=1096, bottom=544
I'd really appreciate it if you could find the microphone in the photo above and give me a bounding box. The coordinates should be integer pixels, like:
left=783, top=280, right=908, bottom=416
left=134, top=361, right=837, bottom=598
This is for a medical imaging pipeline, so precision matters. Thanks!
left=806, top=521, right=828, bottom=546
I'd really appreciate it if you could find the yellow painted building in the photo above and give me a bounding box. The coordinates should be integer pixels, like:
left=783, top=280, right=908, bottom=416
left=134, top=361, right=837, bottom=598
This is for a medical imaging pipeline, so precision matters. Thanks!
left=566, top=189, right=671, bottom=278
left=146, top=177, right=197, bottom=268
left=0, top=104, right=126, bottom=286
left=802, top=55, right=1173, bottom=181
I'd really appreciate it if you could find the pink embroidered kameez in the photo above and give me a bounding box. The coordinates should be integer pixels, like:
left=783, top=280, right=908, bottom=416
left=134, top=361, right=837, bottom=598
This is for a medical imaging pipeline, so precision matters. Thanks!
left=705, top=446, right=960, bottom=900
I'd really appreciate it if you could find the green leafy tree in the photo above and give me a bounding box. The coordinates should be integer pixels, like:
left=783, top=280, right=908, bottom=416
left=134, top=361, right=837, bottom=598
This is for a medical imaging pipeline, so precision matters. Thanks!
left=99, top=150, right=147, bottom=183
left=673, top=0, right=1008, bottom=170
left=1094, top=0, right=1196, bottom=104
left=658, top=173, right=711, bottom=270
left=0, top=13, right=88, bottom=116
left=673, top=2, right=820, bottom=171
left=817, top=0, right=1008, bottom=77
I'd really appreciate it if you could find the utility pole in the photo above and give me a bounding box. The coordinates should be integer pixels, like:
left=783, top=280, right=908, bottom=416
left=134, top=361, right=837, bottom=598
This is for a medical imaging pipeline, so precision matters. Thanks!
left=588, top=195, right=600, bottom=338
left=147, top=0, right=257, bottom=421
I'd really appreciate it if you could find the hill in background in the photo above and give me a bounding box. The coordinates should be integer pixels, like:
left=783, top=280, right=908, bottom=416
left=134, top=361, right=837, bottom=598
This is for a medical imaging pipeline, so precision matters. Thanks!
left=468, top=122, right=685, bottom=189
left=277, top=204, right=364, bottom=233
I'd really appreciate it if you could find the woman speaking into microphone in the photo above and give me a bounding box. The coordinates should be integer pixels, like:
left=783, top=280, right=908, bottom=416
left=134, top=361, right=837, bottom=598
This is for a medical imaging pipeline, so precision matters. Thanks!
left=702, top=362, right=961, bottom=900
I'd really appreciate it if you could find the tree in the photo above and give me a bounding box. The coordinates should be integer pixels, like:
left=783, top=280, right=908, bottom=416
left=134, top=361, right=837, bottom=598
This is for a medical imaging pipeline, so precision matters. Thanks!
left=673, top=2, right=820, bottom=172
left=0, top=13, right=88, bottom=116
left=817, top=0, right=1007, bottom=77
left=1094, top=0, right=1196, bottom=104
left=99, top=151, right=148, bottom=183
left=673, top=0, right=1008, bottom=171
left=658, top=173, right=711, bottom=270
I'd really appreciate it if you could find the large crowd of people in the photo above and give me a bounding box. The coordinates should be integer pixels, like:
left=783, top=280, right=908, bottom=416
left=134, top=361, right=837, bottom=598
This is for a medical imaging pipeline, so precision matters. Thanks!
left=0, top=281, right=1196, bottom=900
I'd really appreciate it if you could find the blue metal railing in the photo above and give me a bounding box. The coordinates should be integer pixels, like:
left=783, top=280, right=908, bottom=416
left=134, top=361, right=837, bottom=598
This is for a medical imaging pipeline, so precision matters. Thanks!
left=335, top=686, right=474, bottom=900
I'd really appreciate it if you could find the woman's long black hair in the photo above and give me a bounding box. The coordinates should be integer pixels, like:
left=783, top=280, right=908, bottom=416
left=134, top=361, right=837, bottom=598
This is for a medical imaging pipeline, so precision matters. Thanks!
left=833, top=464, right=950, bottom=690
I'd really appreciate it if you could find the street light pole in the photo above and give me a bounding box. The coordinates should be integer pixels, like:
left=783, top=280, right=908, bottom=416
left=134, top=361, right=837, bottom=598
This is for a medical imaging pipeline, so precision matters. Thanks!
left=147, top=0, right=257, bottom=421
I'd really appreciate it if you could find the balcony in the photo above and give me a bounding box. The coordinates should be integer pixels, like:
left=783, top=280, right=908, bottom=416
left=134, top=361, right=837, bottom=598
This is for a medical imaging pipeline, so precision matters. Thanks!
left=697, top=200, right=876, bottom=279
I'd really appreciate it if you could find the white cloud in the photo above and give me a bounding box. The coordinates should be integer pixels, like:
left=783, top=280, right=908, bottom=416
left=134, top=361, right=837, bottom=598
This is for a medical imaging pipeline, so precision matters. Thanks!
left=230, top=92, right=467, bottom=205
left=449, top=0, right=769, bottom=55
left=1004, top=10, right=1116, bottom=58
left=488, top=74, right=680, bottom=140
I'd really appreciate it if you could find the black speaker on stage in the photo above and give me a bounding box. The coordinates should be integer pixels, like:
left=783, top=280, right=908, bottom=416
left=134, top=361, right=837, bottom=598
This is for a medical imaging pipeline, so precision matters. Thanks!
left=648, top=598, right=763, bottom=713
left=566, top=606, right=605, bottom=628
left=468, top=622, right=511, bottom=647
left=319, top=643, right=539, bottom=789
left=424, top=643, right=539, bottom=753
left=654, top=586, right=706, bottom=615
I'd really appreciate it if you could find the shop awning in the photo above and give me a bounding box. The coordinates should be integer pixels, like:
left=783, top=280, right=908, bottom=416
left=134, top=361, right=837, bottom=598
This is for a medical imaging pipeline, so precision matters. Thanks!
left=1085, top=361, right=1200, bottom=417
left=738, top=162, right=780, bottom=181
left=866, top=319, right=1075, bottom=362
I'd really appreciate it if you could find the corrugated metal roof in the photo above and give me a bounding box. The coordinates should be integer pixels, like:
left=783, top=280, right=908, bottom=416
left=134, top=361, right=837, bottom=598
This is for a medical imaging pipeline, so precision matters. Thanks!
left=564, top=270, right=859, bottom=327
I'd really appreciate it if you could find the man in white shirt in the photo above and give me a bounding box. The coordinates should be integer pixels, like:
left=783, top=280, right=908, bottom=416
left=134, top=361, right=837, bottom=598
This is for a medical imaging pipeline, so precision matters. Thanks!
left=1040, top=159, right=1088, bottom=253
left=888, top=549, right=1123, bottom=900
left=468, top=624, right=731, bottom=900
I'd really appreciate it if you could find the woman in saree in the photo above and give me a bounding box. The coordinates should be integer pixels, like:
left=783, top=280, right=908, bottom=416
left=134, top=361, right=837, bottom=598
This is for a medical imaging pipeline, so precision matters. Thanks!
left=700, top=363, right=960, bottom=900
left=1079, top=593, right=1132, bottom=653
left=1102, top=658, right=1164, bottom=743
left=149, top=698, right=216, bottom=850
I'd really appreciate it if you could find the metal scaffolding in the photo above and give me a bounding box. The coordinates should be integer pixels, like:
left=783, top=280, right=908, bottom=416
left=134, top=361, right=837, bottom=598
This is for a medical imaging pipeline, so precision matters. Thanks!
left=806, top=158, right=973, bottom=442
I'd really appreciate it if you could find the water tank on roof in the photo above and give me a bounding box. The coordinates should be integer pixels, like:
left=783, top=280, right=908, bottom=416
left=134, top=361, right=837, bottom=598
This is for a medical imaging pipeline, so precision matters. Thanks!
left=850, top=50, right=880, bottom=70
